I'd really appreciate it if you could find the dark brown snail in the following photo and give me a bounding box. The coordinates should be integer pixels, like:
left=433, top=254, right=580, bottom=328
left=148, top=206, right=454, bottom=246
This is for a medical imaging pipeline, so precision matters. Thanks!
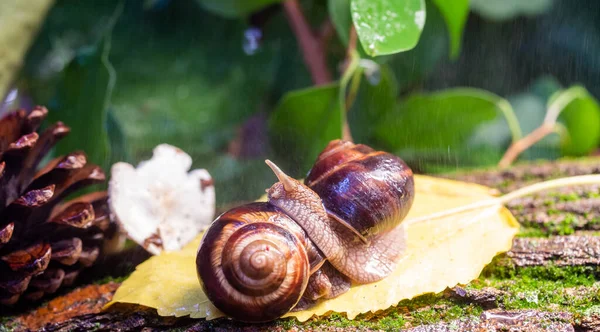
left=196, top=140, right=414, bottom=322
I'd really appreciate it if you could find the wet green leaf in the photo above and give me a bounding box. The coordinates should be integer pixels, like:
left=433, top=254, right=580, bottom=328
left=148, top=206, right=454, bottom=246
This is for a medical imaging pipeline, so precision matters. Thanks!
left=196, top=0, right=282, bottom=17
left=49, top=38, right=112, bottom=171
left=269, top=84, right=343, bottom=176
left=106, top=107, right=130, bottom=167
left=351, top=0, right=426, bottom=56
left=375, top=88, right=516, bottom=169
left=431, top=0, right=469, bottom=59
left=329, top=0, right=352, bottom=45
left=553, top=86, right=600, bottom=156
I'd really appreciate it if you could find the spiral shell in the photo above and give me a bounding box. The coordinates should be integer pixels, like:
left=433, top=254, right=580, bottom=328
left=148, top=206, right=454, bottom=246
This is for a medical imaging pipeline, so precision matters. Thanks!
left=196, top=202, right=310, bottom=322
left=305, top=140, right=415, bottom=237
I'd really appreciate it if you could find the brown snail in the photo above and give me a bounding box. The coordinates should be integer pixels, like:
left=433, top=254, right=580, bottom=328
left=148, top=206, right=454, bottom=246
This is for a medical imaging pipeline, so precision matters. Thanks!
left=196, top=140, right=414, bottom=322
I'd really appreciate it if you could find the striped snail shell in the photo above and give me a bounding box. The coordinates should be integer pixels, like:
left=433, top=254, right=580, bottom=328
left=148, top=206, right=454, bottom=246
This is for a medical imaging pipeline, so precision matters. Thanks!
left=305, top=139, right=415, bottom=237
left=197, top=140, right=414, bottom=322
left=197, top=202, right=323, bottom=322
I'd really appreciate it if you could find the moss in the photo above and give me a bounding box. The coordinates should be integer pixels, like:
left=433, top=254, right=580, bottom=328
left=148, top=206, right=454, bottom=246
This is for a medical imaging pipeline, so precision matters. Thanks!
left=92, top=274, right=130, bottom=285
left=289, top=293, right=482, bottom=331
left=474, top=257, right=600, bottom=316
left=517, top=227, right=550, bottom=238
left=556, top=192, right=581, bottom=202
left=547, top=214, right=578, bottom=235
left=0, top=317, right=18, bottom=332
left=481, top=256, right=599, bottom=283
left=588, top=217, right=600, bottom=228
left=588, top=191, right=600, bottom=198
left=519, top=213, right=585, bottom=236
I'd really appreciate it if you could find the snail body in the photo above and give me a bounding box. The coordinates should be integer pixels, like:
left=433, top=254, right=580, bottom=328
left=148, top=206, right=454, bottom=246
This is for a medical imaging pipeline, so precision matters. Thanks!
left=197, top=140, right=414, bottom=322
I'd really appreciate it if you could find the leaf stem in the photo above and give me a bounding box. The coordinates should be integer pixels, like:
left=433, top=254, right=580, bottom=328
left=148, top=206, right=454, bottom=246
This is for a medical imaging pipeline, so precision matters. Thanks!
left=339, top=26, right=360, bottom=142
left=339, top=50, right=360, bottom=142
left=282, top=0, right=332, bottom=85
left=404, top=174, right=600, bottom=226
left=345, top=66, right=363, bottom=110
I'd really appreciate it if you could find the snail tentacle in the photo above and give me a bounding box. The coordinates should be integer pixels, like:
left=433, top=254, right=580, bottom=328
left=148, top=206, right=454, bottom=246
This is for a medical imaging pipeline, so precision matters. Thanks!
left=266, top=162, right=406, bottom=284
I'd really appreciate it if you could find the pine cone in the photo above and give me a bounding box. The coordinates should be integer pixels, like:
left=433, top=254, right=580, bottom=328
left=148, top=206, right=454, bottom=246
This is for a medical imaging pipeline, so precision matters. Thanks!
left=0, top=106, right=118, bottom=305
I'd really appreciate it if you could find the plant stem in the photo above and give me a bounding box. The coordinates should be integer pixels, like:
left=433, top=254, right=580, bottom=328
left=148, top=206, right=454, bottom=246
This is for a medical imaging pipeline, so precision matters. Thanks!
left=498, top=86, right=587, bottom=168
left=345, top=66, right=362, bottom=109
left=282, top=0, right=332, bottom=85
left=339, top=50, right=359, bottom=142
left=498, top=123, right=555, bottom=168
left=340, top=26, right=359, bottom=142
left=404, top=174, right=600, bottom=226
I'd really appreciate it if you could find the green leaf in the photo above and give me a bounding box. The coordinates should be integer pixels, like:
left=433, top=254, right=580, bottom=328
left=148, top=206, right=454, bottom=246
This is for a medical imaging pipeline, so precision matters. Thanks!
left=375, top=88, right=517, bottom=169
left=329, top=0, right=352, bottom=45
left=48, top=37, right=113, bottom=172
left=431, top=0, right=469, bottom=59
left=0, top=0, right=54, bottom=98
left=470, top=0, right=553, bottom=21
left=351, top=0, right=426, bottom=56
left=106, top=107, right=130, bottom=167
left=196, top=0, right=282, bottom=17
left=386, top=0, right=447, bottom=89
left=553, top=86, right=600, bottom=156
left=269, top=84, right=343, bottom=176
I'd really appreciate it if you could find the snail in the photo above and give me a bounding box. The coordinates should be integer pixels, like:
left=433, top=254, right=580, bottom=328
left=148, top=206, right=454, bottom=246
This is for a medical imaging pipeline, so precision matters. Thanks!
left=196, top=140, right=414, bottom=322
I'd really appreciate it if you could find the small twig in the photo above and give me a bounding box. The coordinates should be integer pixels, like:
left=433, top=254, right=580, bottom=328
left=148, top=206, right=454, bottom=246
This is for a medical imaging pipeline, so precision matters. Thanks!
left=498, top=123, right=555, bottom=169
left=404, top=174, right=600, bottom=226
left=282, top=0, right=332, bottom=85
left=498, top=87, right=587, bottom=168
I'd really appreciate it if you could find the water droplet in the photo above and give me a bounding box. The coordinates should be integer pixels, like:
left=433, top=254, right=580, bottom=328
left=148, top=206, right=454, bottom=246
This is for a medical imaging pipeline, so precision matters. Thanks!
left=243, top=27, right=262, bottom=56
left=360, top=60, right=381, bottom=85
left=414, top=10, right=425, bottom=30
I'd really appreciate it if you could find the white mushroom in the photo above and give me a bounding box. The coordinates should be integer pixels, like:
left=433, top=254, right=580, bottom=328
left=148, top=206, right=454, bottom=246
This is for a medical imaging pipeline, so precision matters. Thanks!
left=108, top=144, right=215, bottom=255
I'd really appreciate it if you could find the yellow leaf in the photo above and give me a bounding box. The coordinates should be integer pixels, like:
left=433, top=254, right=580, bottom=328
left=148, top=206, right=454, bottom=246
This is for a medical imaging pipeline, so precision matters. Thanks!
left=108, top=175, right=519, bottom=321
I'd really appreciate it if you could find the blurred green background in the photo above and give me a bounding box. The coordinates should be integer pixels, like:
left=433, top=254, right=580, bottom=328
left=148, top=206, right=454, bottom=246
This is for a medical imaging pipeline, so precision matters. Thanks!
left=3, top=0, right=600, bottom=208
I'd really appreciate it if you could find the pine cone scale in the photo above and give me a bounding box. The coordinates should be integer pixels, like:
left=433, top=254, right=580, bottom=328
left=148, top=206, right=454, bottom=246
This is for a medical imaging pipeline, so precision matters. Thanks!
left=0, top=110, right=28, bottom=150
left=0, top=106, right=119, bottom=306
left=50, top=238, right=82, bottom=265
left=7, top=132, right=38, bottom=152
left=29, top=268, right=65, bottom=294
left=22, top=107, right=48, bottom=133
left=0, top=222, right=14, bottom=246
left=13, top=185, right=55, bottom=208
left=19, top=123, right=70, bottom=192
left=50, top=202, right=95, bottom=228
left=1, top=242, right=51, bottom=274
